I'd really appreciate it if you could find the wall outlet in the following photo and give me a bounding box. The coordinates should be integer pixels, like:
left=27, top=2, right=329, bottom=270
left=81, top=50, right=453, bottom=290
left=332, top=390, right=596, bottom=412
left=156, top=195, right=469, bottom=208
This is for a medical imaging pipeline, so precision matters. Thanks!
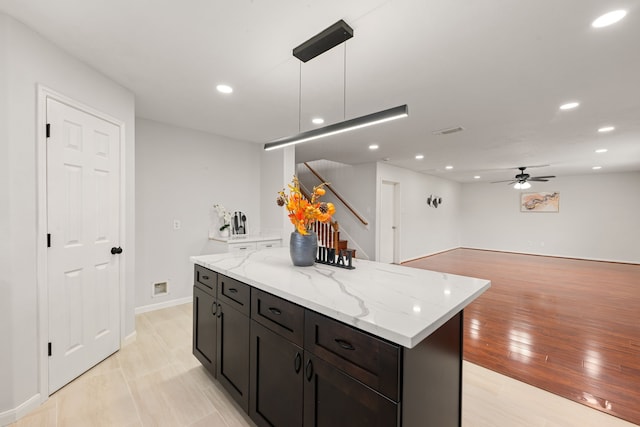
left=173, top=219, right=181, bottom=230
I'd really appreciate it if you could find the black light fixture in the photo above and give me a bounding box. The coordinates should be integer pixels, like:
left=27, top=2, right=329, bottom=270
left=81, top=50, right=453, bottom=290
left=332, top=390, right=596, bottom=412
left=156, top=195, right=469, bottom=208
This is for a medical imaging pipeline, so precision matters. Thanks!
left=265, top=105, right=408, bottom=151
left=264, top=20, right=409, bottom=151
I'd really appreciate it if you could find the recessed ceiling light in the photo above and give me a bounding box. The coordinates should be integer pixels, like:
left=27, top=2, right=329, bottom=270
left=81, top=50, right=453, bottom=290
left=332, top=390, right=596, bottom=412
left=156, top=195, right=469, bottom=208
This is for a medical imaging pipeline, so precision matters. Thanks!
left=592, top=10, right=627, bottom=28
left=474, top=176, right=481, bottom=179
left=312, top=117, right=325, bottom=125
left=216, top=84, right=233, bottom=94
left=368, top=144, right=379, bottom=150
left=598, top=126, right=615, bottom=133
left=445, top=165, right=453, bottom=170
left=592, top=166, right=602, bottom=170
left=415, top=154, right=424, bottom=160
left=559, top=102, right=579, bottom=110
left=595, top=148, right=608, bottom=153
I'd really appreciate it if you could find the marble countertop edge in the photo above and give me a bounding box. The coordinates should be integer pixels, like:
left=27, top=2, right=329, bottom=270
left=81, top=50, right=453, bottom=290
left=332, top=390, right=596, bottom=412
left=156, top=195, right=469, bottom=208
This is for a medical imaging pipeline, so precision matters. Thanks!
left=191, top=248, right=490, bottom=348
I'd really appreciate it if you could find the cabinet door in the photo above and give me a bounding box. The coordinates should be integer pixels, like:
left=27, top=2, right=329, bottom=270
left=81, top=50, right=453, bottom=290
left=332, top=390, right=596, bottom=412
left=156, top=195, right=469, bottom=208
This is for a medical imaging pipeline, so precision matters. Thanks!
left=303, top=354, right=399, bottom=427
left=250, top=321, right=303, bottom=427
left=192, top=285, right=217, bottom=376
left=217, top=301, right=250, bottom=412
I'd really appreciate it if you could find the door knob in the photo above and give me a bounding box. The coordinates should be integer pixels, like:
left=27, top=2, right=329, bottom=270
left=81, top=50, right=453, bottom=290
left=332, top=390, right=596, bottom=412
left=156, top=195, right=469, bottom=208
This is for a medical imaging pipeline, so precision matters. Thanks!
left=111, top=247, right=123, bottom=255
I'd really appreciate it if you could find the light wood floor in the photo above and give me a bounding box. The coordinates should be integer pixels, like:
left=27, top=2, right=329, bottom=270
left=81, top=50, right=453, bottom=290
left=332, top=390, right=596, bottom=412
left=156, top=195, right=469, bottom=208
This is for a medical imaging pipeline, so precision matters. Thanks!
left=10, top=302, right=637, bottom=427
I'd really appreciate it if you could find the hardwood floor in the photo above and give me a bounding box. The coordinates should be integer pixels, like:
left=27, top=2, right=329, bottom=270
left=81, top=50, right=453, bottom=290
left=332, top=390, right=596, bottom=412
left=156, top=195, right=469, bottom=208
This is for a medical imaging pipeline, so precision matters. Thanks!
left=404, top=248, right=640, bottom=425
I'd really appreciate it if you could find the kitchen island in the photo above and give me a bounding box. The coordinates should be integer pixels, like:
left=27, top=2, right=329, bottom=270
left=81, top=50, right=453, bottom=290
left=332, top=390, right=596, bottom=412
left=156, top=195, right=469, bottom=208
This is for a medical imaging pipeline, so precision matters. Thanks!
left=191, top=247, right=490, bottom=427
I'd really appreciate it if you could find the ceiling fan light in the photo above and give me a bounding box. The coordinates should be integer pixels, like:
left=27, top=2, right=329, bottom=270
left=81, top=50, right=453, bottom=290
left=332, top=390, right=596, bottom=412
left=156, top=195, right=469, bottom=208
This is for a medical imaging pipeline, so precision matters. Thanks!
left=514, top=182, right=531, bottom=190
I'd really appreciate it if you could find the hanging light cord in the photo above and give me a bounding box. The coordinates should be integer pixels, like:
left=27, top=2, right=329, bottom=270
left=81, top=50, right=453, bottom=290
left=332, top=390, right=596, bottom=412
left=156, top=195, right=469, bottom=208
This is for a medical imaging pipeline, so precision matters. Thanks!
left=298, top=61, right=302, bottom=133
left=343, top=42, right=347, bottom=121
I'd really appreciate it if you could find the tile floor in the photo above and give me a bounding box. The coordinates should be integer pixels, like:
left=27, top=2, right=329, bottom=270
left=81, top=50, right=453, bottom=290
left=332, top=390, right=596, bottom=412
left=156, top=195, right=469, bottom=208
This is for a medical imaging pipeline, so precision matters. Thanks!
left=10, top=303, right=637, bottom=427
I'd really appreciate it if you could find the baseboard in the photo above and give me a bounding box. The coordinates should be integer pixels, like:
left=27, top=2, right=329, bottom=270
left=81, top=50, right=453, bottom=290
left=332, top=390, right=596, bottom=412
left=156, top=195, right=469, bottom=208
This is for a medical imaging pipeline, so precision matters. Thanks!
left=399, top=246, right=639, bottom=266
left=134, top=296, right=192, bottom=315
left=0, top=393, right=42, bottom=426
left=459, top=246, right=640, bottom=265
left=122, top=330, right=137, bottom=347
left=400, top=246, right=460, bottom=264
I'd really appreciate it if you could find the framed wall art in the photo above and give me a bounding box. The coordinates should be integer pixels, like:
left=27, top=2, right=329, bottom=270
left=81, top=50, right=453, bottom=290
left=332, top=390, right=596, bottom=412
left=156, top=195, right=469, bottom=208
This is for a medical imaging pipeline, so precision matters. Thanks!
left=520, top=192, right=560, bottom=212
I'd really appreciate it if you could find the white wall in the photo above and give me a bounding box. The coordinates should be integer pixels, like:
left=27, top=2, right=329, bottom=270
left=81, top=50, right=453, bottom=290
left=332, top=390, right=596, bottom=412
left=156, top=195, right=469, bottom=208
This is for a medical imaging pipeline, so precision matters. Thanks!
left=298, top=160, right=376, bottom=259
left=377, top=163, right=463, bottom=262
left=0, top=13, right=136, bottom=422
left=460, top=172, right=640, bottom=263
left=260, top=147, right=295, bottom=242
left=135, top=119, right=262, bottom=310
left=0, top=12, right=12, bottom=418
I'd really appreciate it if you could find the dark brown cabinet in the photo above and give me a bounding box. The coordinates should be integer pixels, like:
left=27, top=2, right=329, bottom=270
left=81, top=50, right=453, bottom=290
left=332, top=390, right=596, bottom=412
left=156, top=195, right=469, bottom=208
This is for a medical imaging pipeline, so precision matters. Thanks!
left=250, top=288, right=306, bottom=427
left=193, top=265, right=464, bottom=427
left=216, top=276, right=251, bottom=413
left=303, top=353, right=399, bottom=427
left=192, top=266, right=217, bottom=376
left=250, top=321, right=304, bottom=427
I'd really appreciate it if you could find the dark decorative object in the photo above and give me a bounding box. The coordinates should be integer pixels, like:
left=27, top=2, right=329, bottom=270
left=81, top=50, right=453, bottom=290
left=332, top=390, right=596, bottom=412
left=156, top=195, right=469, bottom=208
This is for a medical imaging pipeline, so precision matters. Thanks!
left=316, top=246, right=355, bottom=270
left=427, top=195, right=443, bottom=208
left=290, top=231, right=318, bottom=267
left=293, top=20, right=354, bottom=62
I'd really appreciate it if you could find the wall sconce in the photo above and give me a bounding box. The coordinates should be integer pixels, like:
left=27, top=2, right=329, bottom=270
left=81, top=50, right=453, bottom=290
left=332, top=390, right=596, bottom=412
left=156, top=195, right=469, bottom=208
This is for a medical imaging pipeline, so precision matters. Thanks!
left=427, top=195, right=443, bottom=208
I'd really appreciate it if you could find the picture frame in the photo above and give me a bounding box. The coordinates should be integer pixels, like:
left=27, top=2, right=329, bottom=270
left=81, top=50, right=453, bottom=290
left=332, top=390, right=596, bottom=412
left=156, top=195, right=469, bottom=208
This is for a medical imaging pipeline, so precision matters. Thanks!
left=520, top=192, right=560, bottom=212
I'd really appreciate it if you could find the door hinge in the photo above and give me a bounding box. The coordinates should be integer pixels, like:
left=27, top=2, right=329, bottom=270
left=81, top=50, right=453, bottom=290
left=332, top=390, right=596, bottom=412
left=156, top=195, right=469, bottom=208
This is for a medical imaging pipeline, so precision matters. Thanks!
left=47, top=233, right=51, bottom=248
left=48, top=342, right=52, bottom=357
left=46, top=123, right=51, bottom=138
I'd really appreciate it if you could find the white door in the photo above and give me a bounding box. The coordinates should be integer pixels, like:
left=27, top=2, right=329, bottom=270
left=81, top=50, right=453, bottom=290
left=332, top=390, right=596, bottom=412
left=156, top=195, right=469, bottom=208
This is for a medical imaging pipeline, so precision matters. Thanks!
left=379, top=181, right=397, bottom=263
left=46, top=97, right=121, bottom=393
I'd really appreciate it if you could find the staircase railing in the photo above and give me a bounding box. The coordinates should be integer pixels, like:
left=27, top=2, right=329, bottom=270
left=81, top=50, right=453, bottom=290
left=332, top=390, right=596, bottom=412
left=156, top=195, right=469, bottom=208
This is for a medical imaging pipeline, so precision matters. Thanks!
left=303, top=162, right=369, bottom=226
left=312, top=220, right=339, bottom=250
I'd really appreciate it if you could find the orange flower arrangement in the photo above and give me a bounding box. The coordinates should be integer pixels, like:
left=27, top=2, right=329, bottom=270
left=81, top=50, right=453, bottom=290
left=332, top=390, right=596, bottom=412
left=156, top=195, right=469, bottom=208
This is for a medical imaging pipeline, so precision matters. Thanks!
left=277, top=176, right=335, bottom=235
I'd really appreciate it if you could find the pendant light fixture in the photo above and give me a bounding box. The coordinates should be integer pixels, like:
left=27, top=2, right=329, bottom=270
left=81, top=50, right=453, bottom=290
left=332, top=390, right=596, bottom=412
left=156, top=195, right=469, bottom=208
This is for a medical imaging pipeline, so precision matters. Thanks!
left=264, top=20, right=409, bottom=151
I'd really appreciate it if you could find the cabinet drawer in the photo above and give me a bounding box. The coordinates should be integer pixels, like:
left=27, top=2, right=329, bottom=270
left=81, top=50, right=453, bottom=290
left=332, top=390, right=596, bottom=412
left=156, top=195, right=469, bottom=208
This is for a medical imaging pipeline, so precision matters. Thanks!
left=304, top=310, right=401, bottom=402
left=228, top=242, right=257, bottom=253
left=194, top=265, right=216, bottom=294
left=218, top=275, right=250, bottom=316
left=256, top=239, right=281, bottom=250
left=252, top=289, right=304, bottom=346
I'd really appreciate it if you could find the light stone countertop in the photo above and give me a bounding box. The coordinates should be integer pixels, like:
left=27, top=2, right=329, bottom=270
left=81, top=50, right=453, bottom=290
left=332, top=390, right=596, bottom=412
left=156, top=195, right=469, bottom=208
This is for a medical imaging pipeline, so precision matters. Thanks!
left=191, top=247, right=490, bottom=348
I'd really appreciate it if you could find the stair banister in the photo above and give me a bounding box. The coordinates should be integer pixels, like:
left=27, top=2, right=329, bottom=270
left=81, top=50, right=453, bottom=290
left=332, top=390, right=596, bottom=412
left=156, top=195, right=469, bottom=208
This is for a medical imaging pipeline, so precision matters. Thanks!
left=303, top=162, right=369, bottom=226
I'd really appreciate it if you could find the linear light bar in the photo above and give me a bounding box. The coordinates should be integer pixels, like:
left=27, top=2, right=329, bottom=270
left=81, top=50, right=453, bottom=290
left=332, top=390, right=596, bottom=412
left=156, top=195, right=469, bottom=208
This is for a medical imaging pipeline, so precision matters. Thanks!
left=264, top=105, right=408, bottom=151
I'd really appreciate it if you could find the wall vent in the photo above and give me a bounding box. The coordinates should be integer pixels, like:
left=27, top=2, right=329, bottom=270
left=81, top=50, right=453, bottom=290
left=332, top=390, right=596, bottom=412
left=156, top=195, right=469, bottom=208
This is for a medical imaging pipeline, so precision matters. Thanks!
left=152, top=281, right=169, bottom=297
left=432, top=126, right=464, bottom=135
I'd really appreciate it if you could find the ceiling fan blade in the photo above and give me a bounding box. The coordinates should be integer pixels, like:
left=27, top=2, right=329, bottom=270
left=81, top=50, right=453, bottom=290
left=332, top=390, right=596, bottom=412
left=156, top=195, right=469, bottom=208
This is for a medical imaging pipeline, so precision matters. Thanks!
left=530, top=175, right=556, bottom=179
left=491, top=179, right=516, bottom=184
left=516, top=164, right=550, bottom=169
left=529, top=178, right=549, bottom=182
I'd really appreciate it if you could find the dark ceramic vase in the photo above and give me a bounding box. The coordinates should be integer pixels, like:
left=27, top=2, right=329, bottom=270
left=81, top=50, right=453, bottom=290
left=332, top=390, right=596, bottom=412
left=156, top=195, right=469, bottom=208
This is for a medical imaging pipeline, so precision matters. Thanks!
left=290, top=231, right=318, bottom=267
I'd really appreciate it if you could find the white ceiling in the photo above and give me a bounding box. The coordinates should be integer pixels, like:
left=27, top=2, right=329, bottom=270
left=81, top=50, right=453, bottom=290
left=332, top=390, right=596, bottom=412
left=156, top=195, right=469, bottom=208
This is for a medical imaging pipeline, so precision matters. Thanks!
left=2, top=0, right=638, bottom=183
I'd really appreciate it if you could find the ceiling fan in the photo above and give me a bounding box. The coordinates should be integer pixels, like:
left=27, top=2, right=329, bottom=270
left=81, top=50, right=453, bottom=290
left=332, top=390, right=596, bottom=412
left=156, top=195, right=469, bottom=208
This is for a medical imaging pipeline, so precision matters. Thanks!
left=491, top=166, right=556, bottom=189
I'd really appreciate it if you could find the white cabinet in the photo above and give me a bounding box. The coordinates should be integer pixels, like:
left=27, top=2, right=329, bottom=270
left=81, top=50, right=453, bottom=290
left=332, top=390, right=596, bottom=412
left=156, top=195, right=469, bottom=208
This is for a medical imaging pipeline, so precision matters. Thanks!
left=228, top=241, right=256, bottom=253
left=256, top=240, right=280, bottom=250
left=208, top=236, right=282, bottom=254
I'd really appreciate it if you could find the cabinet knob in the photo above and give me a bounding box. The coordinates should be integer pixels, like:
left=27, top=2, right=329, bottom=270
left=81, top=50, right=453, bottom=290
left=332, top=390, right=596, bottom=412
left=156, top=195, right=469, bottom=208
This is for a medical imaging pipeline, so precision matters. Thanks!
left=211, top=302, right=217, bottom=315
left=268, top=307, right=282, bottom=315
left=334, top=338, right=356, bottom=351
left=110, top=246, right=123, bottom=255
left=202, top=275, right=210, bottom=280
left=294, top=352, right=302, bottom=373
left=228, top=288, right=238, bottom=293
left=305, top=359, right=314, bottom=381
